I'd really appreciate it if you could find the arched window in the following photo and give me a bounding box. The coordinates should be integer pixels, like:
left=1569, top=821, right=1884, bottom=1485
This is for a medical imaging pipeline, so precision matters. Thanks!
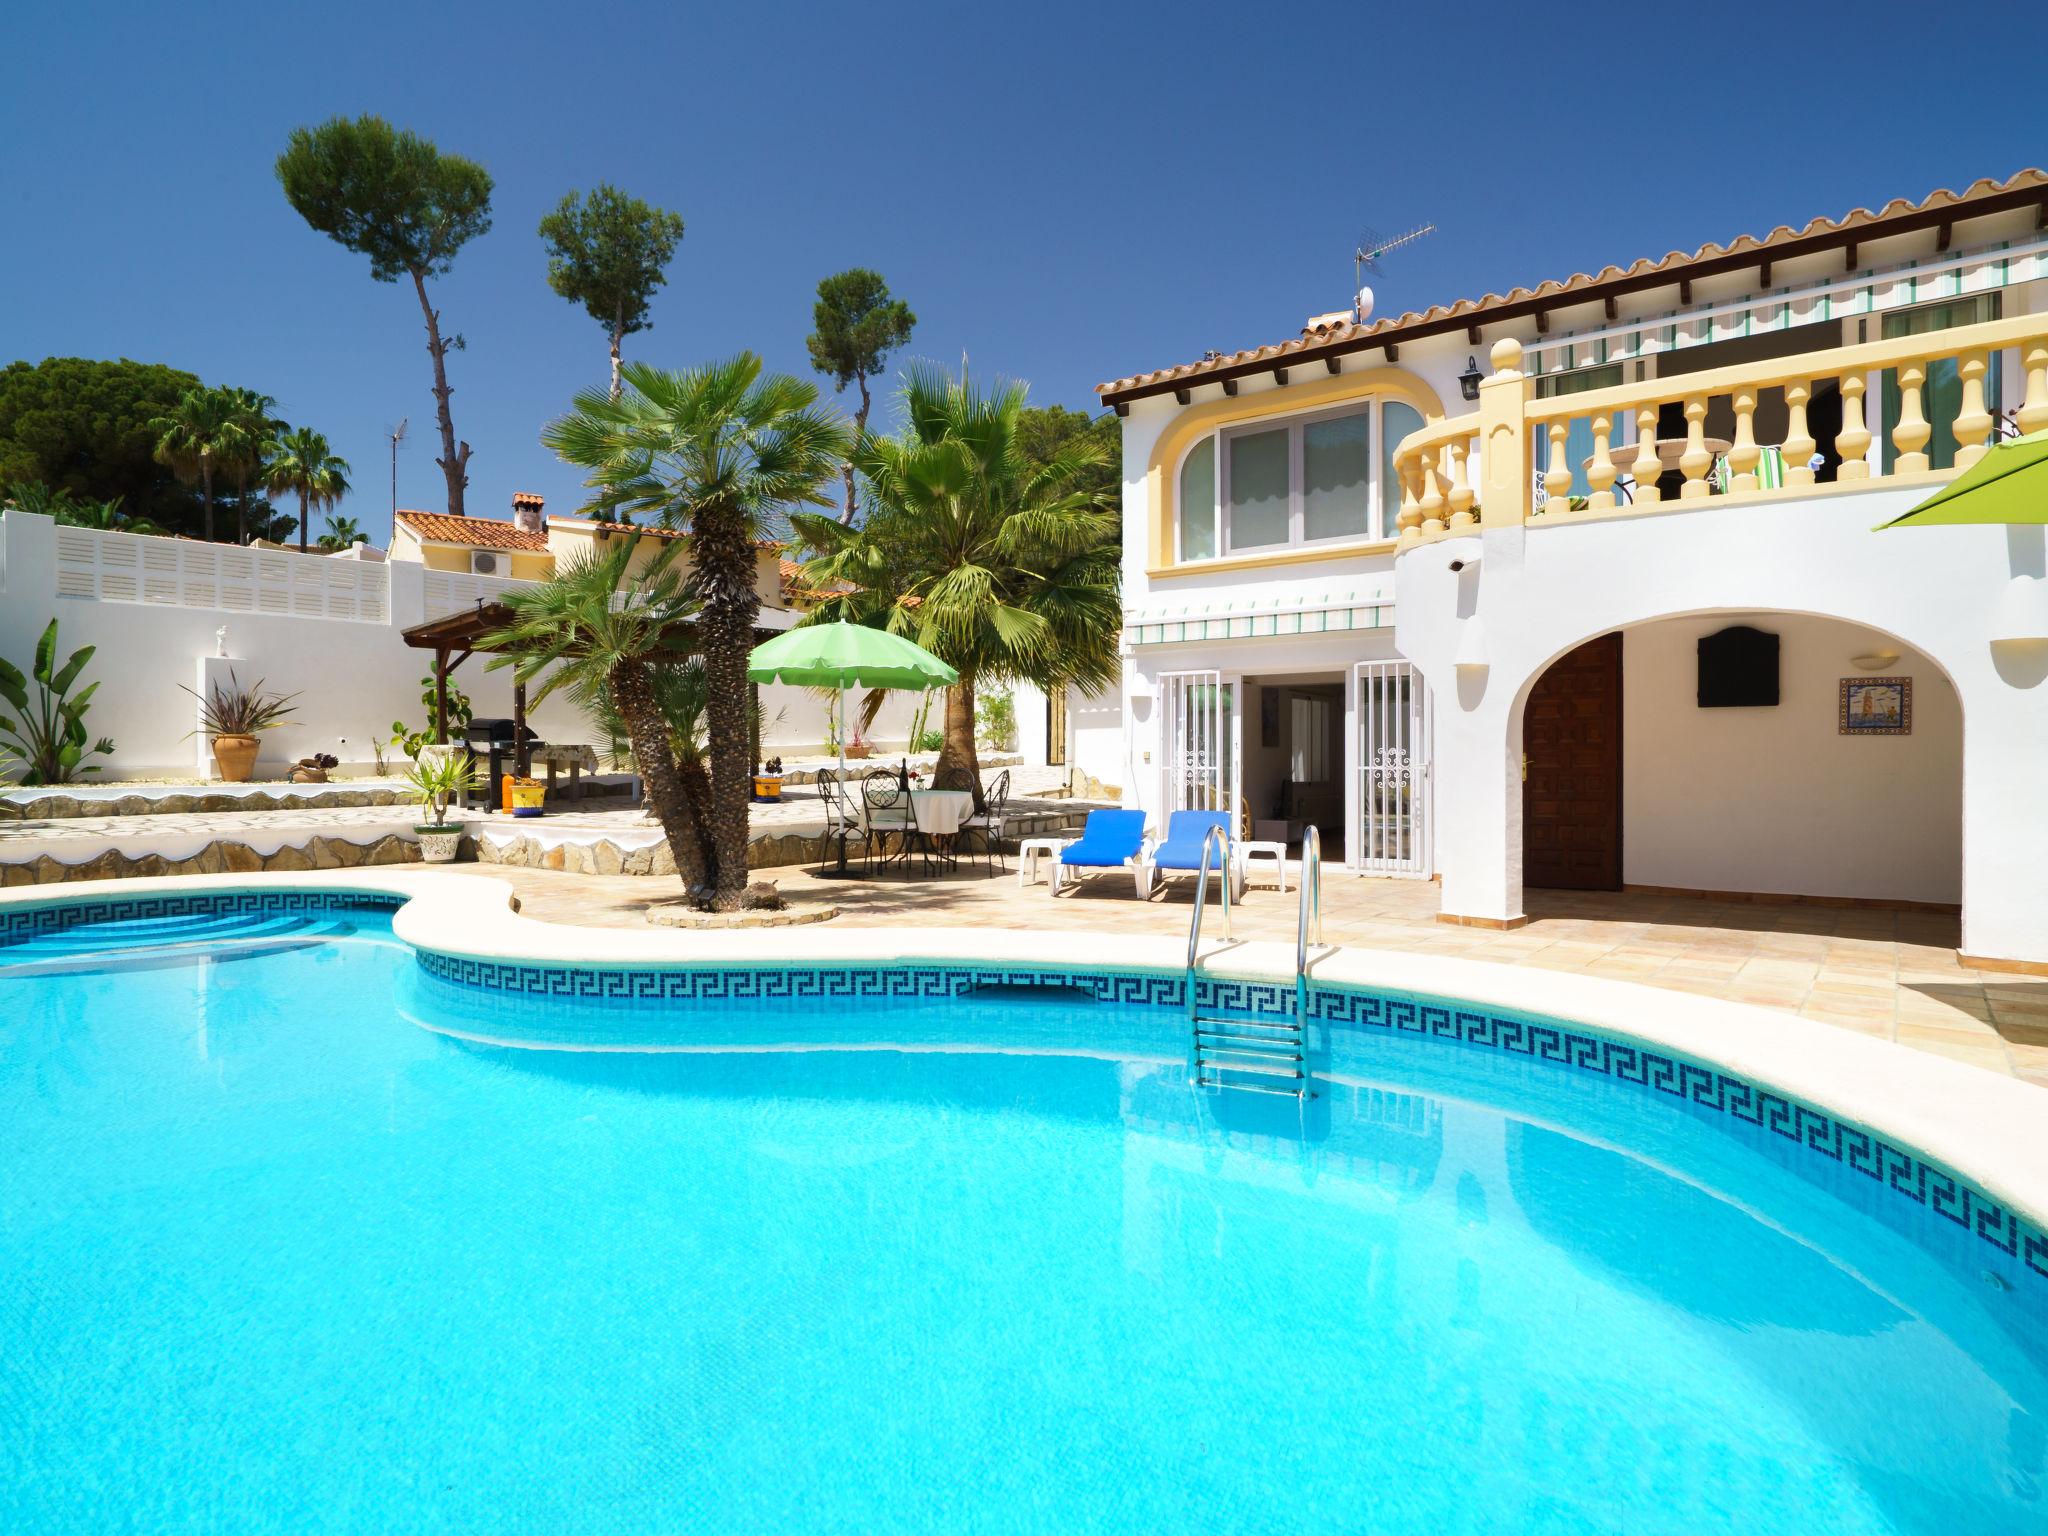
left=1175, top=396, right=1417, bottom=562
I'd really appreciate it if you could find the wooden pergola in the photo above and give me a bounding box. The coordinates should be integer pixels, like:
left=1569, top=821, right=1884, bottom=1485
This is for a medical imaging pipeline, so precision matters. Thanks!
left=400, top=600, right=780, bottom=776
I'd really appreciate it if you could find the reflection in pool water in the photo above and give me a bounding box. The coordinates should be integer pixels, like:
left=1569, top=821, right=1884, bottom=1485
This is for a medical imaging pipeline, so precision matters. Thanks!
left=1, top=900, right=2043, bottom=1534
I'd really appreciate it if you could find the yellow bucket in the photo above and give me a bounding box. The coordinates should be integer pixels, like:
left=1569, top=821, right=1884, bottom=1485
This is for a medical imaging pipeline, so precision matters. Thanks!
left=503, top=776, right=546, bottom=816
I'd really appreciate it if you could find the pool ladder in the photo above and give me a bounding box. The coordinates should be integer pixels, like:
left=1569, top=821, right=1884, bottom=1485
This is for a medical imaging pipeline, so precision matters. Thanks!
left=1185, top=824, right=1322, bottom=1098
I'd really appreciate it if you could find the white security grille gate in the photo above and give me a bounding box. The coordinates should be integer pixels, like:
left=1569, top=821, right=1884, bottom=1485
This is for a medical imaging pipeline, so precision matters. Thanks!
left=1159, top=671, right=1237, bottom=818
left=1352, top=661, right=1431, bottom=876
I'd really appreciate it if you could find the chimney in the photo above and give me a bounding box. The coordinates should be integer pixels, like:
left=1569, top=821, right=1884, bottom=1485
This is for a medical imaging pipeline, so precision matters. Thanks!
left=511, top=491, right=545, bottom=533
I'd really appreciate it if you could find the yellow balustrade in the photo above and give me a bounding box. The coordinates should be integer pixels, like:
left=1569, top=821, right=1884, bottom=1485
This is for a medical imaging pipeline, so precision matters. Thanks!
left=1388, top=312, right=2048, bottom=550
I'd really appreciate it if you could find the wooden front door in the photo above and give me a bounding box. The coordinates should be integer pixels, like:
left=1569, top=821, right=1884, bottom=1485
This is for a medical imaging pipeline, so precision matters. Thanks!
left=1523, top=633, right=1623, bottom=890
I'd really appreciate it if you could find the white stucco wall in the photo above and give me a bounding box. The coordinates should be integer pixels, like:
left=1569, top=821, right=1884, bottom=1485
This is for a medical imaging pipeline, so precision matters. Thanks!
left=1619, top=616, right=1961, bottom=904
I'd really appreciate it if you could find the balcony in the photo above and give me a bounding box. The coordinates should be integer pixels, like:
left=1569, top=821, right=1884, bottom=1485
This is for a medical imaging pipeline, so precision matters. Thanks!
left=1390, top=313, right=2048, bottom=547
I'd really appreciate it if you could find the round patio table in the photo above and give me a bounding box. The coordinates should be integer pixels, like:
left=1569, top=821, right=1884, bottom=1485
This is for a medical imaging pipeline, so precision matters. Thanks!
left=908, top=789, right=975, bottom=836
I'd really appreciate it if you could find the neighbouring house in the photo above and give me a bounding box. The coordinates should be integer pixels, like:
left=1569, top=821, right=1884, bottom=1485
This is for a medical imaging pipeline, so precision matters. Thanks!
left=1099, top=169, right=2048, bottom=966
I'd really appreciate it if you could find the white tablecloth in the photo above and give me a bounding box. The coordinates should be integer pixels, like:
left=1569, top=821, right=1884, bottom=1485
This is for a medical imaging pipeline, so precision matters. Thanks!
left=908, top=789, right=975, bottom=836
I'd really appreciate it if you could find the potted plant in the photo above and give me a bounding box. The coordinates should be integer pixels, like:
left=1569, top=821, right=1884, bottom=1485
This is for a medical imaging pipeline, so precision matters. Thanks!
left=290, top=751, right=339, bottom=784
left=406, top=748, right=479, bottom=863
left=752, top=755, right=784, bottom=802
left=181, top=670, right=298, bottom=782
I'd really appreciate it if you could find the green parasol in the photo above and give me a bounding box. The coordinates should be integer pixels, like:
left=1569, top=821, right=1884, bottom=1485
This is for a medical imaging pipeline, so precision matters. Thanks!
left=747, top=620, right=957, bottom=784
left=1875, top=430, right=2048, bottom=529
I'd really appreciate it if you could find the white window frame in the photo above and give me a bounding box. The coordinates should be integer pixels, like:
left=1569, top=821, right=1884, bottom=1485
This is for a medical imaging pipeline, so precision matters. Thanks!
left=1174, top=398, right=1403, bottom=562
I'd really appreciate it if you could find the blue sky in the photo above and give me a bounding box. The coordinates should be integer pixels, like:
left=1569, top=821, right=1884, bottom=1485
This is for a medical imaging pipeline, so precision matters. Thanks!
left=6, top=1, right=2043, bottom=544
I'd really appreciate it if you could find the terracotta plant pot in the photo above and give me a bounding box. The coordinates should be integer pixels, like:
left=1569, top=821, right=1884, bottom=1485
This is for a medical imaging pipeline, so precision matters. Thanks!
left=415, top=824, right=463, bottom=864
left=211, top=733, right=261, bottom=782
left=289, top=767, right=329, bottom=784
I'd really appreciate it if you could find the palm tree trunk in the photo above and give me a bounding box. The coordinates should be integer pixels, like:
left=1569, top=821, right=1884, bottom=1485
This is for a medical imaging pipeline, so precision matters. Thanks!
left=200, top=460, right=214, bottom=544
left=235, top=471, right=248, bottom=545
left=936, top=676, right=980, bottom=792
left=611, top=657, right=712, bottom=894
left=693, top=501, right=761, bottom=912
left=410, top=268, right=470, bottom=518
left=298, top=488, right=309, bottom=552
left=839, top=373, right=870, bottom=525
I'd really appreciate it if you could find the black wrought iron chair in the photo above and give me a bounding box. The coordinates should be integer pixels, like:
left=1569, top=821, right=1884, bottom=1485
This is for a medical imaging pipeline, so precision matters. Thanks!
left=862, top=769, right=912, bottom=874
left=814, top=768, right=869, bottom=874
left=958, top=768, right=1011, bottom=876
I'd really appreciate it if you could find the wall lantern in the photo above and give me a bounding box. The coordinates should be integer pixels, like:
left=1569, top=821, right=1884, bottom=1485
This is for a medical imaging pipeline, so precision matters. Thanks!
left=1458, top=356, right=1484, bottom=402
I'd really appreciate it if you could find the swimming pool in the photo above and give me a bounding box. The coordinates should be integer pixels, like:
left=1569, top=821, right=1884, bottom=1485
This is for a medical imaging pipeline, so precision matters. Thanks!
left=3, top=889, right=2044, bottom=1533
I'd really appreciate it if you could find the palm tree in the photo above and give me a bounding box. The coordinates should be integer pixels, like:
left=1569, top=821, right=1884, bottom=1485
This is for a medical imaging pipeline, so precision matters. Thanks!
left=544, top=355, right=849, bottom=912
left=149, top=386, right=247, bottom=542
left=793, top=364, right=1121, bottom=789
left=317, top=514, right=366, bottom=551
left=265, top=427, right=353, bottom=550
left=221, top=389, right=282, bottom=544
left=482, top=537, right=719, bottom=892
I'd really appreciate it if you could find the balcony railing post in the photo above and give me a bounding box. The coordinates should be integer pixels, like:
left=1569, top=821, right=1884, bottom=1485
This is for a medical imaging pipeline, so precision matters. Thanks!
left=1586, top=413, right=1617, bottom=510
left=1728, top=387, right=1760, bottom=493
left=1446, top=440, right=1476, bottom=530
left=1836, top=370, right=1873, bottom=480
left=2019, top=342, right=2048, bottom=436
left=1954, top=351, right=1993, bottom=471
left=1783, top=382, right=1817, bottom=489
left=1679, top=395, right=1712, bottom=499
left=1892, top=359, right=1932, bottom=474
left=1477, top=338, right=1533, bottom=530
left=1631, top=407, right=1662, bottom=504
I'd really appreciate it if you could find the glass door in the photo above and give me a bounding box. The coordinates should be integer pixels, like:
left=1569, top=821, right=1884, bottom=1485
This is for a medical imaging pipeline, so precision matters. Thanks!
left=1351, top=661, right=1431, bottom=876
left=1158, top=671, right=1238, bottom=821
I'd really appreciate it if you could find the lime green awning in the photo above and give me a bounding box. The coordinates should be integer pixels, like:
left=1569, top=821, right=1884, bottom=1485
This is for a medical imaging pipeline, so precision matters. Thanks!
left=1876, top=430, right=2048, bottom=529
left=745, top=620, right=957, bottom=690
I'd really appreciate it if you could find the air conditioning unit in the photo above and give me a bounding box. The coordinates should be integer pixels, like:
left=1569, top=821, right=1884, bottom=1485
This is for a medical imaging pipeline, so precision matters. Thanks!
left=470, top=550, right=501, bottom=577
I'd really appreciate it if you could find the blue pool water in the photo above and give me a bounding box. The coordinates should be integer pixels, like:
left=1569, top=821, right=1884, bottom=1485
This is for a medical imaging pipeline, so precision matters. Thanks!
left=3, top=898, right=2045, bottom=1534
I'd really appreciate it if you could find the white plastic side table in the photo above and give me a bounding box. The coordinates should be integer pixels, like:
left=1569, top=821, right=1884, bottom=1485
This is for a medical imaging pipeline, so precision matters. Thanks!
left=1241, top=840, right=1289, bottom=893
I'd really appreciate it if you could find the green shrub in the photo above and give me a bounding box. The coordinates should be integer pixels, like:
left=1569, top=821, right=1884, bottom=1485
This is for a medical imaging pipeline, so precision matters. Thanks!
left=0, top=617, right=116, bottom=784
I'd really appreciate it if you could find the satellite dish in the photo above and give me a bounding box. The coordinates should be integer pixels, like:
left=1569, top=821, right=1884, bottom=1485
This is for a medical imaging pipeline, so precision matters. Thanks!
left=1355, top=286, right=1375, bottom=323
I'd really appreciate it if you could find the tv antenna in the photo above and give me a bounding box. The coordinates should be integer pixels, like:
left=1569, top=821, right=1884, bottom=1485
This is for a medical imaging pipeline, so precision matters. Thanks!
left=1353, top=223, right=1436, bottom=321
left=387, top=419, right=408, bottom=519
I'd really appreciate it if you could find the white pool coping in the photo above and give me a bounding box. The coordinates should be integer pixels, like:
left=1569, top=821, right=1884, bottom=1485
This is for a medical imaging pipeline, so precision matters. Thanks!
left=5, top=867, right=2045, bottom=1235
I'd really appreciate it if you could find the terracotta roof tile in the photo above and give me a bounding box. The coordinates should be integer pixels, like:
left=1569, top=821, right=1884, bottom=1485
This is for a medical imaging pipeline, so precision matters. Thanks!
left=393, top=509, right=550, bottom=553
left=1098, top=169, right=2048, bottom=401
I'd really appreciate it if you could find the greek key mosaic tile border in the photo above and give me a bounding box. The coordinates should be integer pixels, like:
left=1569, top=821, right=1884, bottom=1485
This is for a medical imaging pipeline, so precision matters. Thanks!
left=420, top=949, right=2048, bottom=1283
left=0, top=889, right=403, bottom=947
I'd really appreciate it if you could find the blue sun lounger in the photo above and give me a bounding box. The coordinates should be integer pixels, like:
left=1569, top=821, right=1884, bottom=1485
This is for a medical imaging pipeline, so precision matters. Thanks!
left=1051, top=809, right=1150, bottom=896
left=1138, top=810, right=1243, bottom=900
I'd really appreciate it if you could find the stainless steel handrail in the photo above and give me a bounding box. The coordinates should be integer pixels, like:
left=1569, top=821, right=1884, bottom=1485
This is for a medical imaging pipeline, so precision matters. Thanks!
left=1185, top=824, right=1233, bottom=1022
left=1295, top=824, right=1324, bottom=1028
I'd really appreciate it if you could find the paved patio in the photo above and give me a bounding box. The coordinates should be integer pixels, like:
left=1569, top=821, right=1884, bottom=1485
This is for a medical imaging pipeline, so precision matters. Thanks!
left=485, top=860, right=2048, bottom=1087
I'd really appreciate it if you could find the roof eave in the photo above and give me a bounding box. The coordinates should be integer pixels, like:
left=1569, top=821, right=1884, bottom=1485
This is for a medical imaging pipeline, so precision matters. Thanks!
left=1098, top=172, right=2048, bottom=409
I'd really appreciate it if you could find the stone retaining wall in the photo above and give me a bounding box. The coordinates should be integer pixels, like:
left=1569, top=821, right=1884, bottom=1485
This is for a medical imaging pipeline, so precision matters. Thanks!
left=0, top=833, right=424, bottom=886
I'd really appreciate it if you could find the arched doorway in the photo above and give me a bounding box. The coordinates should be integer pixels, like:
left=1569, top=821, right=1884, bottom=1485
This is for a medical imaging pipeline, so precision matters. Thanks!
left=1520, top=615, right=1961, bottom=907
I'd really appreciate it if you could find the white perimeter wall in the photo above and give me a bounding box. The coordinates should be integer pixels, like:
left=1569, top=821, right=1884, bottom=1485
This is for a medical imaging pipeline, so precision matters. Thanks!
left=0, top=512, right=1013, bottom=778
left=1620, top=616, right=1961, bottom=904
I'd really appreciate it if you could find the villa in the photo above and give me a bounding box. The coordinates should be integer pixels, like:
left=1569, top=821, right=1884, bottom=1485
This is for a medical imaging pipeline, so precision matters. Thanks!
left=1097, top=169, right=2048, bottom=968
